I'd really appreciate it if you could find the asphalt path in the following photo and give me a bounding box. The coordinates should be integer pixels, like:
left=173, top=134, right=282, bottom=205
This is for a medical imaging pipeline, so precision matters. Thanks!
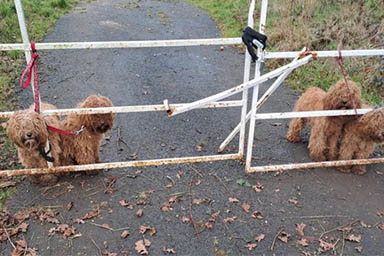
left=3, top=0, right=384, bottom=255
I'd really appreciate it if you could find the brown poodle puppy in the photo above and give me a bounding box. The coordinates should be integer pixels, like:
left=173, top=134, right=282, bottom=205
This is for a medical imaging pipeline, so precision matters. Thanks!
left=7, top=103, right=62, bottom=185
left=61, top=95, right=115, bottom=175
left=337, top=108, right=384, bottom=175
left=286, top=79, right=362, bottom=161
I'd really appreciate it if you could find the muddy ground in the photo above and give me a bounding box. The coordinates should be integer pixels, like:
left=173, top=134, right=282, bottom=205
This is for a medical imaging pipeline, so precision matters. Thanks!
left=1, top=0, right=384, bottom=255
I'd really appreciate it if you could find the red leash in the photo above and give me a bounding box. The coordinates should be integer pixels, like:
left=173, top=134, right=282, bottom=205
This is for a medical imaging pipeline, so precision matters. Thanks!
left=47, top=125, right=84, bottom=135
left=20, top=42, right=40, bottom=113
left=20, top=43, right=83, bottom=136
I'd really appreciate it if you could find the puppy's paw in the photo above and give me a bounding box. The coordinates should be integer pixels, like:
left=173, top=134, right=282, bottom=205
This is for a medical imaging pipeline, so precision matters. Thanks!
left=286, top=134, right=301, bottom=142
left=38, top=174, right=59, bottom=186
left=337, top=166, right=352, bottom=174
left=352, top=166, right=367, bottom=175
left=85, top=170, right=100, bottom=176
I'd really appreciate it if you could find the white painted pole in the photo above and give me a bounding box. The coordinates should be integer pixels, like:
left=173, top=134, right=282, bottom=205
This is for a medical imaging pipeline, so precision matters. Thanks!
left=168, top=54, right=312, bottom=117
left=14, top=0, right=40, bottom=111
left=218, top=48, right=306, bottom=152
left=239, top=0, right=256, bottom=157
left=245, top=0, right=268, bottom=170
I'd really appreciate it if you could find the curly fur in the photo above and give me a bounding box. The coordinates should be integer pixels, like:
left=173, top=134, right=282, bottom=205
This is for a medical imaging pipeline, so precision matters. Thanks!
left=61, top=95, right=115, bottom=175
left=286, top=79, right=362, bottom=161
left=337, top=108, right=384, bottom=175
left=7, top=103, right=62, bottom=185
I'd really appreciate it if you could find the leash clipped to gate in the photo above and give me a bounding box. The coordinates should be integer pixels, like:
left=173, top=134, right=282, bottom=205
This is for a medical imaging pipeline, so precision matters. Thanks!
left=334, top=40, right=358, bottom=114
left=242, top=26, right=267, bottom=62
left=20, top=42, right=40, bottom=113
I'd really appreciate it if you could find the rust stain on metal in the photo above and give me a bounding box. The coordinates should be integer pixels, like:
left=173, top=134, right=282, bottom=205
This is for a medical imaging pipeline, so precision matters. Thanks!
left=246, top=158, right=384, bottom=174
left=0, top=154, right=241, bottom=177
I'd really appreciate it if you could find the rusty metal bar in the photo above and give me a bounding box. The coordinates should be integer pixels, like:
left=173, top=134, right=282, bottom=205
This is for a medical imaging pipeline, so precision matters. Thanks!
left=0, top=153, right=241, bottom=177
left=246, top=158, right=384, bottom=173
left=168, top=55, right=313, bottom=117
left=0, top=38, right=242, bottom=51
left=239, top=0, right=256, bottom=157
left=0, top=100, right=243, bottom=119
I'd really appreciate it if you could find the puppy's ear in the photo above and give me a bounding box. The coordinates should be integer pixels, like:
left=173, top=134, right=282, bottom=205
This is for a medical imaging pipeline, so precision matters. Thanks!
left=6, top=118, right=23, bottom=148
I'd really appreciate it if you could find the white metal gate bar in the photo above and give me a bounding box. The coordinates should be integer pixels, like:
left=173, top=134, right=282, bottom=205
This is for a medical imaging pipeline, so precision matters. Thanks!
left=253, top=109, right=372, bottom=120
left=218, top=47, right=306, bottom=153
left=0, top=153, right=241, bottom=177
left=168, top=54, right=313, bottom=117
left=0, top=38, right=242, bottom=51
left=14, top=0, right=40, bottom=112
left=264, top=49, right=384, bottom=59
left=245, top=0, right=269, bottom=170
left=247, top=158, right=384, bottom=173
left=0, top=100, right=243, bottom=119
left=239, top=0, right=256, bottom=157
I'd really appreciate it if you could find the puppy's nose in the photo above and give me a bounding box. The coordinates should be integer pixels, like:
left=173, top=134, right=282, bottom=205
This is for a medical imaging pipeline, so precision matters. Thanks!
left=342, top=100, right=347, bottom=105
left=26, top=132, right=32, bottom=138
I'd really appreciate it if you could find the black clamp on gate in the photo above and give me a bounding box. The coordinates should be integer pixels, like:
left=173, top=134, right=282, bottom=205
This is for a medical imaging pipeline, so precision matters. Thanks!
left=242, top=26, right=267, bottom=62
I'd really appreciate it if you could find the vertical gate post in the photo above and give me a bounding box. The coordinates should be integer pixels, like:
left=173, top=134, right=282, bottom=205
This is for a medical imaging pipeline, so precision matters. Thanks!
left=238, top=0, right=256, bottom=157
left=14, top=0, right=40, bottom=111
left=245, top=0, right=268, bottom=170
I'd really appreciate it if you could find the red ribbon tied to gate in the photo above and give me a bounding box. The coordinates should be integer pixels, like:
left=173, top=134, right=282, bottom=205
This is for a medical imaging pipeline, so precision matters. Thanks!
left=20, top=42, right=40, bottom=113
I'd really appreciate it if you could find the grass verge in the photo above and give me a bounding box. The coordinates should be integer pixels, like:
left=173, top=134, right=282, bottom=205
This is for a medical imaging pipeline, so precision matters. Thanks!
left=0, top=0, right=80, bottom=209
left=184, top=0, right=384, bottom=104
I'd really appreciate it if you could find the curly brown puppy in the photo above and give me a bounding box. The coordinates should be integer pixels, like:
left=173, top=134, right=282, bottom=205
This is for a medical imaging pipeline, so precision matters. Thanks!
left=61, top=95, right=115, bottom=175
left=286, top=79, right=362, bottom=161
left=337, top=108, right=384, bottom=175
left=7, top=103, right=62, bottom=185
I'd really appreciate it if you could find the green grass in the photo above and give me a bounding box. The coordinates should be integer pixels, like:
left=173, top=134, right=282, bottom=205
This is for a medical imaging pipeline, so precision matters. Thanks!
left=0, top=0, right=80, bottom=209
left=185, top=0, right=384, bottom=105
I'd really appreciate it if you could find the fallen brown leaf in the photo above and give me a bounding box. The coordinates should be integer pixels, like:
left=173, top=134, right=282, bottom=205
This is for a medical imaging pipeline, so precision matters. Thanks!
left=182, top=216, right=190, bottom=223
left=66, top=202, right=73, bottom=211
left=205, top=223, right=213, bottom=229
left=319, top=240, right=335, bottom=253
left=208, top=211, right=220, bottom=223
left=278, top=230, right=291, bottom=243
left=378, top=223, right=384, bottom=230
left=245, top=243, right=257, bottom=250
left=355, top=246, right=363, bottom=253
left=121, top=230, right=129, bottom=239
left=296, top=223, right=306, bottom=237
left=223, top=216, right=237, bottom=223
left=377, top=210, right=384, bottom=216
left=346, top=234, right=361, bottom=243
left=192, top=198, right=210, bottom=205
left=228, top=197, right=239, bottom=203
left=15, top=240, right=27, bottom=248
left=255, top=234, right=265, bottom=242
left=169, top=196, right=178, bottom=204
left=252, top=183, right=264, bottom=193
left=359, top=220, right=370, bottom=228
left=135, top=239, right=151, bottom=255
left=162, top=246, right=175, bottom=254
left=296, top=238, right=309, bottom=247
left=161, top=202, right=171, bottom=212
left=251, top=211, right=263, bottom=220
left=136, top=209, right=143, bottom=217
left=73, top=218, right=85, bottom=224
left=195, top=180, right=201, bottom=186
left=242, top=203, right=251, bottom=213
left=288, top=198, right=298, bottom=205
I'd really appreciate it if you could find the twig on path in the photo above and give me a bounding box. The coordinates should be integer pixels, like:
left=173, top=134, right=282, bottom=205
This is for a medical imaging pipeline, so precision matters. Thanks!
left=89, top=236, right=102, bottom=256
left=270, top=228, right=283, bottom=251
left=341, top=230, right=346, bottom=256
left=285, top=215, right=350, bottom=219
left=166, top=175, right=175, bottom=185
left=319, top=219, right=359, bottom=239
left=188, top=177, right=198, bottom=235
left=88, top=222, right=130, bottom=232
left=190, top=166, right=203, bottom=178
left=4, top=228, right=15, bottom=249
left=210, top=173, right=230, bottom=193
